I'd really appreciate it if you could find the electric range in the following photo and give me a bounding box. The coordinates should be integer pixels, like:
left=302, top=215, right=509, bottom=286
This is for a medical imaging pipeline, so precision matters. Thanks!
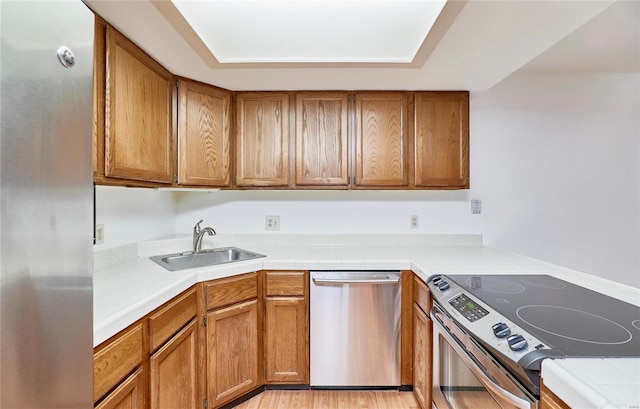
left=428, top=274, right=640, bottom=399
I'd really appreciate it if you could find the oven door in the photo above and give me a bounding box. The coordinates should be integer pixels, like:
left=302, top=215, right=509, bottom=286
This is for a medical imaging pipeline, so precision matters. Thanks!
left=431, top=305, right=538, bottom=409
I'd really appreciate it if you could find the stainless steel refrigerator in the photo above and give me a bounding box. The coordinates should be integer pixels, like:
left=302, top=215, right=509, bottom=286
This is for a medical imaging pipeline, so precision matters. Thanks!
left=1, top=1, right=94, bottom=407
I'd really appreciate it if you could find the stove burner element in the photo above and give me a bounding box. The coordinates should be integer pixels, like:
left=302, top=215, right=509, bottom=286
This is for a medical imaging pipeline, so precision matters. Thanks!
left=465, top=277, right=525, bottom=294
left=633, top=320, right=640, bottom=330
left=521, top=276, right=567, bottom=290
left=517, top=305, right=633, bottom=345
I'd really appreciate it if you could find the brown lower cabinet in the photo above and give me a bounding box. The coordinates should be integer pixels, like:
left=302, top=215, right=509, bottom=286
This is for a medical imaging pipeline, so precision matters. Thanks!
left=263, top=271, right=309, bottom=384
left=95, top=367, right=146, bottom=409
left=95, top=270, right=433, bottom=409
left=201, top=272, right=262, bottom=408
left=206, top=299, right=260, bottom=407
left=413, top=275, right=433, bottom=409
left=150, top=320, right=198, bottom=409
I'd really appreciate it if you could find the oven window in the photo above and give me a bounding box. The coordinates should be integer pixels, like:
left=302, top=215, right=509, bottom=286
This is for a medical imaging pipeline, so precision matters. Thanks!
left=439, top=338, right=502, bottom=409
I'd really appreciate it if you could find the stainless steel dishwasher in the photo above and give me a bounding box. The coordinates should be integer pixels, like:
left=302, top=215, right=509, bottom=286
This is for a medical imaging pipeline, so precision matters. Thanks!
left=310, top=271, right=401, bottom=387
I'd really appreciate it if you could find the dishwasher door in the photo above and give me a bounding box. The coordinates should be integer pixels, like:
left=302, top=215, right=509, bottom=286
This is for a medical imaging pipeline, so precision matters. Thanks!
left=310, top=271, right=401, bottom=387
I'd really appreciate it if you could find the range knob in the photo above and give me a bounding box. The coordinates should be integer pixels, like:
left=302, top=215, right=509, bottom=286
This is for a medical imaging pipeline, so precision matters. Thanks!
left=507, top=334, right=528, bottom=351
left=432, top=276, right=442, bottom=285
left=492, top=323, right=511, bottom=338
left=437, top=281, right=450, bottom=291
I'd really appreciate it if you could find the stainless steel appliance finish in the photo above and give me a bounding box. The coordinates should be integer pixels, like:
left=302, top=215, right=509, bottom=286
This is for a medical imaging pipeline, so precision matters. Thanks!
left=1, top=1, right=94, bottom=407
left=428, top=273, right=640, bottom=409
left=431, top=303, right=537, bottom=409
left=310, top=271, right=401, bottom=387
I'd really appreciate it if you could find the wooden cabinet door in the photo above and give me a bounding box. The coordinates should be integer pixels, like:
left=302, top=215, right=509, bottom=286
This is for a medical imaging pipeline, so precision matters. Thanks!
left=105, top=26, right=174, bottom=184
left=207, top=300, right=259, bottom=407
left=178, top=80, right=231, bottom=186
left=413, top=92, right=469, bottom=188
left=149, top=320, right=198, bottom=409
left=264, top=297, right=309, bottom=383
left=413, top=304, right=432, bottom=409
left=354, top=93, right=408, bottom=187
left=95, top=367, right=145, bottom=409
left=295, top=92, right=349, bottom=187
left=236, top=93, right=290, bottom=187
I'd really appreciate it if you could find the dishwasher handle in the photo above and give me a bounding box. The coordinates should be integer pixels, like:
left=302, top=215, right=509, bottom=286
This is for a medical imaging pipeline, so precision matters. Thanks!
left=312, top=276, right=400, bottom=285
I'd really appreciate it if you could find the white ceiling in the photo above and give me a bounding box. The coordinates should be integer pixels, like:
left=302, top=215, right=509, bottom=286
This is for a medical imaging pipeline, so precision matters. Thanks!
left=84, top=0, right=637, bottom=96
left=170, top=0, right=447, bottom=64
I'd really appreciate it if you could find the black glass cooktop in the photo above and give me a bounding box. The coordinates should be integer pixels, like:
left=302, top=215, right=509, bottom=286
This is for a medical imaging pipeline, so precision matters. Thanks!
left=449, top=274, right=640, bottom=357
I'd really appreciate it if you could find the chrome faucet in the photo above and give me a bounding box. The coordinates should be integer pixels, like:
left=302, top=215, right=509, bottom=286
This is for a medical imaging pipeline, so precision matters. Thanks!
left=193, top=219, right=216, bottom=253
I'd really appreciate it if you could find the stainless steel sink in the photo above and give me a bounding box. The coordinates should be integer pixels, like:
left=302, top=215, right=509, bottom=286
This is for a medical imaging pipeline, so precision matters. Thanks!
left=149, top=247, right=265, bottom=271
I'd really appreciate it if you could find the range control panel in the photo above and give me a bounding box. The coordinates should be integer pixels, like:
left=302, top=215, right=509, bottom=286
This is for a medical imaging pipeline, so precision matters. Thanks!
left=428, top=274, right=552, bottom=366
left=449, top=293, right=489, bottom=322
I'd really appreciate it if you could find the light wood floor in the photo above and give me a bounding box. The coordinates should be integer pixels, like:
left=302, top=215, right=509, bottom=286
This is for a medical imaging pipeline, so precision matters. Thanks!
left=233, top=390, right=420, bottom=409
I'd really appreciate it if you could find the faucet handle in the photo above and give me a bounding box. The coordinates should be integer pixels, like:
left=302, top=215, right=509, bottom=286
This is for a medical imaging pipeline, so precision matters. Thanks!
left=194, top=219, right=204, bottom=234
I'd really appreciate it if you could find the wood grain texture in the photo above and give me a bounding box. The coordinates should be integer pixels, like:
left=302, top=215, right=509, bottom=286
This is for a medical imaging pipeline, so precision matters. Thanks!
left=412, top=304, right=432, bottom=409
left=540, top=381, right=571, bottom=409
left=413, top=275, right=431, bottom=315
left=264, top=297, right=309, bottom=383
left=105, top=26, right=174, bottom=184
left=178, top=79, right=232, bottom=186
left=196, top=282, right=208, bottom=409
left=149, top=319, right=198, bottom=409
left=207, top=300, right=260, bottom=407
left=234, top=390, right=421, bottom=409
left=401, top=271, right=414, bottom=385
left=93, top=322, right=144, bottom=402
left=295, top=92, right=349, bottom=186
left=93, top=17, right=107, bottom=178
left=148, top=286, right=197, bottom=353
left=265, top=271, right=306, bottom=297
left=236, top=93, right=290, bottom=187
left=354, top=93, right=408, bottom=187
left=95, top=367, right=145, bottom=409
left=413, top=92, right=469, bottom=188
left=205, top=272, right=258, bottom=310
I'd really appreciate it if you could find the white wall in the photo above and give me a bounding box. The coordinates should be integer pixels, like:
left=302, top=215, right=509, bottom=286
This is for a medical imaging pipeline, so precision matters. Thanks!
left=94, top=186, right=177, bottom=249
left=174, top=190, right=480, bottom=235
left=472, top=72, right=640, bottom=288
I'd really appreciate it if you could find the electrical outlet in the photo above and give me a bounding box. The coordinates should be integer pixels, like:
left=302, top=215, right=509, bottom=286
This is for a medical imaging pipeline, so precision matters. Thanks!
left=96, top=224, right=105, bottom=244
left=265, top=215, right=280, bottom=231
left=410, top=215, right=419, bottom=229
left=471, top=199, right=482, bottom=215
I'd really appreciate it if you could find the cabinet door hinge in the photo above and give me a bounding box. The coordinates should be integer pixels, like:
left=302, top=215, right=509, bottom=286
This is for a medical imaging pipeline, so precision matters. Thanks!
left=202, top=315, right=207, bottom=327
left=175, top=79, right=179, bottom=88
left=174, top=173, right=178, bottom=183
left=203, top=398, right=208, bottom=409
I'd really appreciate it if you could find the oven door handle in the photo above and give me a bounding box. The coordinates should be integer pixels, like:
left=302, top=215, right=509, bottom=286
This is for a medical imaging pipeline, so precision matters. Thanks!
left=432, top=309, right=535, bottom=409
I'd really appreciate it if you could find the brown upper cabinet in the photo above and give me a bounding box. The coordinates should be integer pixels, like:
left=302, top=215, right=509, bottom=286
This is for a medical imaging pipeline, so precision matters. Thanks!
left=413, top=92, right=469, bottom=189
left=177, top=79, right=232, bottom=187
left=92, top=26, right=469, bottom=190
left=354, top=93, right=409, bottom=187
left=235, top=93, right=291, bottom=187
left=102, top=25, right=174, bottom=184
left=295, top=92, right=349, bottom=187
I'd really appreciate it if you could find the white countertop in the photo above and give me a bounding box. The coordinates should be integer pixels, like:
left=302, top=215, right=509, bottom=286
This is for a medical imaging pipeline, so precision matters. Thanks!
left=93, top=234, right=640, bottom=406
left=543, top=358, right=640, bottom=408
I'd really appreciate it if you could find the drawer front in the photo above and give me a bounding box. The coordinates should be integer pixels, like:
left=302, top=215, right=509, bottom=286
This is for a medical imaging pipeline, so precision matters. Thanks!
left=94, top=322, right=145, bottom=402
left=148, top=287, right=197, bottom=352
left=413, top=275, right=431, bottom=314
left=206, top=272, right=257, bottom=310
left=265, top=271, right=306, bottom=296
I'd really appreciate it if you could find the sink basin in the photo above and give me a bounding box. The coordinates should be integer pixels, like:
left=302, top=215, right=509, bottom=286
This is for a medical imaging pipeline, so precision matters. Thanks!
left=149, top=247, right=266, bottom=271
